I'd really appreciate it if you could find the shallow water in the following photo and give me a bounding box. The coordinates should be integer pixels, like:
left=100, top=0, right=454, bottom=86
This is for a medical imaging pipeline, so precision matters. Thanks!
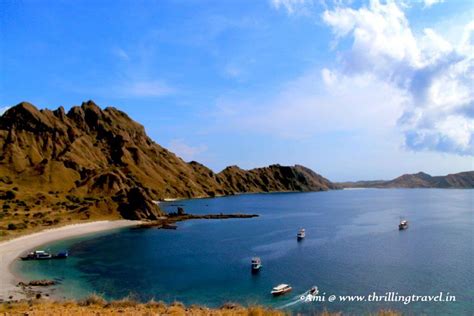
left=14, top=189, right=473, bottom=315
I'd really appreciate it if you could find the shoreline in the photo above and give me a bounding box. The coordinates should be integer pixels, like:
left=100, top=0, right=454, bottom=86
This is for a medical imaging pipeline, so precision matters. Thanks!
left=0, top=220, right=141, bottom=302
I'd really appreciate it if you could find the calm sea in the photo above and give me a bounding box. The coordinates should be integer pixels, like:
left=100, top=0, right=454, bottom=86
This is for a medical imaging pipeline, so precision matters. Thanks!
left=14, top=189, right=473, bottom=315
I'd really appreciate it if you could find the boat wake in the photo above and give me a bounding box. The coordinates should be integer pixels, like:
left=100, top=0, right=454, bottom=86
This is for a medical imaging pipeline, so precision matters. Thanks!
left=275, top=289, right=312, bottom=309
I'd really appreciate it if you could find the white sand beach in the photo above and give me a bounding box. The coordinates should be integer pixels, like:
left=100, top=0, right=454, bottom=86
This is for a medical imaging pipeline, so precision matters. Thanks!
left=0, top=220, right=140, bottom=301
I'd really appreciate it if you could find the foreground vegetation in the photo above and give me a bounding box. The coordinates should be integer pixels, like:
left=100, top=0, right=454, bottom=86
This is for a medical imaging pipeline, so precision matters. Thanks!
left=1, top=297, right=282, bottom=316
left=0, top=295, right=402, bottom=316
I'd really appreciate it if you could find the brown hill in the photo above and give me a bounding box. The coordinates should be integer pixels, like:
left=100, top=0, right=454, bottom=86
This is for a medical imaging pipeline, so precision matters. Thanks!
left=338, top=171, right=474, bottom=188
left=0, top=101, right=337, bottom=235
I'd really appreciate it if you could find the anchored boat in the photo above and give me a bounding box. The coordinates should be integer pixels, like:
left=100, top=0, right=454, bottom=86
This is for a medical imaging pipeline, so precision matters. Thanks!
left=297, top=228, right=305, bottom=240
left=251, top=257, right=262, bottom=273
left=21, top=250, right=68, bottom=261
left=399, top=219, right=408, bottom=230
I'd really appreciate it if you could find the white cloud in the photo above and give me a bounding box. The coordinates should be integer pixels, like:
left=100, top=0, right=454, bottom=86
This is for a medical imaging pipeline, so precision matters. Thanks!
left=322, top=0, right=474, bottom=155
left=270, top=0, right=314, bottom=15
left=423, top=0, right=444, bottom=8
left=124, top=80, right=175, bottom=97
left=214, top=69, right=406, bottom=140
left=168, top=139, right=208, bottom=162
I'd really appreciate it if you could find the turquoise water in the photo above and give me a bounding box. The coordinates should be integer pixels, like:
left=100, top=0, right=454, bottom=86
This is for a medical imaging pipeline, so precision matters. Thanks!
left=14, top=189, right=473, bottom=315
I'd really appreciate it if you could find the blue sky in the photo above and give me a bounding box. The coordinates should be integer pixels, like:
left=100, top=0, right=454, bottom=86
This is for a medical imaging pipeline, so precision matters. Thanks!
left=1, top=0, right=473, bottom=181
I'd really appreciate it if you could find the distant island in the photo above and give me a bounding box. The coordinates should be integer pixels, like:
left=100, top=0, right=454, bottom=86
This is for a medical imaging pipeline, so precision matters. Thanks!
left=338, top=171, right=474, bottom=189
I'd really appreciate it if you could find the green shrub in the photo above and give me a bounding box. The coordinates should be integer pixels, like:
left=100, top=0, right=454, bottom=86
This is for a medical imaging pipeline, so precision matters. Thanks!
left=7, top=223, right=17, bottom=230
left=5, top=190, right=16, bottom=200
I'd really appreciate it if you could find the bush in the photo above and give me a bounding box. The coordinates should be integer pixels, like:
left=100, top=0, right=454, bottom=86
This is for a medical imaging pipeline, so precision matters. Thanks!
left=66, top=195, right=81, bottom=203
left=106, top=296, right=138, bottom=308
left=0, top=190, right=16, bottom=200
left=5, top=190, right=16, bottom=200
left=145, top=299, right=166, bottom=309
left=78, top=294, right=106, bottom=306
left=7, top=223, right=17, bottom=230
left=170, top=301, right=184, bottom=308
left=9, top=222, right=27, bottom=230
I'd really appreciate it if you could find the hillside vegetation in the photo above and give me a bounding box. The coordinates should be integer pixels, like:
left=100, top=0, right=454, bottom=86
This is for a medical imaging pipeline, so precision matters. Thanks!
left=0, top=101, right=338, bottom=237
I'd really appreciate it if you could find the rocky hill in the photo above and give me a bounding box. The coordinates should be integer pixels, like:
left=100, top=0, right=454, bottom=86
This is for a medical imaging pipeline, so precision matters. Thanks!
left=338, top=171, right=474, bottom=189
left=0, top=101, right=338, bottom=233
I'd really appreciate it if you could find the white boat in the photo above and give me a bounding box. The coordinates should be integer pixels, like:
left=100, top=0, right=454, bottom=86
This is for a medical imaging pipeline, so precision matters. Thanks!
left=271, top=284, right=292, bottom=296
left=21, top=250, right=52, bottom=260
left=21, top=249, right=68, bottom=260
left=251, top=257, right=262, bottom=272
left=399, top=220, right=408, bottom=230
left=309, top=286, right=319, bottom=295
left=297, top=228, right=305, bottom=240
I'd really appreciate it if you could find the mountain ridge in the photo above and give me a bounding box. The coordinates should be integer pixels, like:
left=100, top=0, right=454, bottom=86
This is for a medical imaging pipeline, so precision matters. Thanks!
left=0, top=101, right=338, bottom=233
left=338, top=171, right=474, bottom=188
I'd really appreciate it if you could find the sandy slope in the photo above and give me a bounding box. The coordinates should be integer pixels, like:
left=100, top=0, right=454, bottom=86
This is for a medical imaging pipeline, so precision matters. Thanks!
left=0, top=220, right=140, bottom=301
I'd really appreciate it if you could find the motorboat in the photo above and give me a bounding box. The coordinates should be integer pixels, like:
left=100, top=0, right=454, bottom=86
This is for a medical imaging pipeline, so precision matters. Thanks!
left=399, top=220, right=408, bottom=230
left=251, top=257, right=262, bottom=272
left=297, top=228, right=305, bottom=240
left=309, top=286, right=319, bottom=296
left=271, top=284, right=292, bottom=296
left=21, top=250, right=68, bottom=260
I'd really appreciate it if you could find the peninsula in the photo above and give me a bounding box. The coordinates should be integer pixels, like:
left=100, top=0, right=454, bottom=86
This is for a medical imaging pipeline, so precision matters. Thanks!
left=0, top=101, right=338, bottom=237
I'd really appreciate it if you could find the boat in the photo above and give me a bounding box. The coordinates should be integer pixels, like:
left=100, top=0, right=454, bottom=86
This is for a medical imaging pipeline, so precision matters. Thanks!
left=21, top=250, right=68, bottom=261
left=251, top=257, right=262, bottom=273
left=297, top=228, right=305, bottom=240
left=53, top=251, right=69, bottom=259
left=309, top=286, right=319, bottom=296
left=399, top=219, right=408, bottom=230
left=271, top=284, right=292, bottom=296
left=21, top=250, right=52, bottom=260
left=162, top=223, right=178, bottom=230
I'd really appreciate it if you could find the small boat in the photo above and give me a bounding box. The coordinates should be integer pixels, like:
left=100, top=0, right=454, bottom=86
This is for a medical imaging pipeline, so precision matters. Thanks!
left=271, top=284, right=292, bottom=296
left=21, top=250, right=68, bottom=261
left=309, top=286, right=319, bottom=296
left=297, top=228, right=305, bottom=240
left=53, top=251, right=69, bottom=259
left=399, top=220, right=408, bottom=230
left=251, top=257, right=262, bottom=273
left=21, top=250, right=52, bottom=260
left=162, top=223, right=178, bottom=230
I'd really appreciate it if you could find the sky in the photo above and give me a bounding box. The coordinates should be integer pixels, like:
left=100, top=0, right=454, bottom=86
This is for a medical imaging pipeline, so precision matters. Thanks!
left=0, top=0, right=473, bottom=181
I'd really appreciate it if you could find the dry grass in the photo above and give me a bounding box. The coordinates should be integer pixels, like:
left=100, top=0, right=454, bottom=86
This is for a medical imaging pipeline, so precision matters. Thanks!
left=77, top=293, right=107, bottom=306
left=0, top=186, right=122, bottom=241
left=0, top=298, right=285, bottom=316
left=0, top=297, right=403, bottom=316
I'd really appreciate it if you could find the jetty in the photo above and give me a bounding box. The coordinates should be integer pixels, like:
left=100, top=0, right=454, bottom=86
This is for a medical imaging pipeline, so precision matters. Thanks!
left=137, top=211, right=258, bottom=229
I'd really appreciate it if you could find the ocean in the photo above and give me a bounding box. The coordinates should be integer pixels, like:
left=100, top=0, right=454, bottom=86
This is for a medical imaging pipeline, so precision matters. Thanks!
left=14, top=189, right=473, bottom=315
